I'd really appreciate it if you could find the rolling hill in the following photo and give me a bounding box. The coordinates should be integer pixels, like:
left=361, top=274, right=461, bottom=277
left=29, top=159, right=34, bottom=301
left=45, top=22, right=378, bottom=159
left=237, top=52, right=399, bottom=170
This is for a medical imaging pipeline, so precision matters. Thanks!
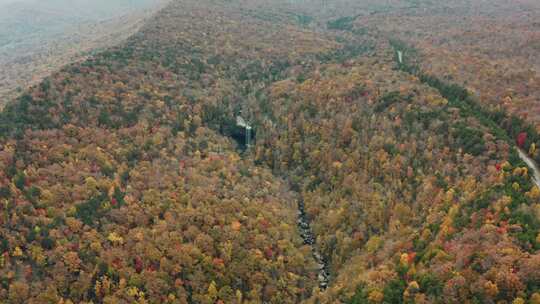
left=0, top=0, right=539, bottom=303
left=0, top=0, right=167, bottom=108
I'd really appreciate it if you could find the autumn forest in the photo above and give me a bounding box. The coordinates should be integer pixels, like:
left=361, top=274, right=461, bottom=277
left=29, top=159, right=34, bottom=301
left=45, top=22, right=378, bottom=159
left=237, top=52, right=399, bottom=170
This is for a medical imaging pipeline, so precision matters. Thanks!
left=0, top=0, right=539, bottom=303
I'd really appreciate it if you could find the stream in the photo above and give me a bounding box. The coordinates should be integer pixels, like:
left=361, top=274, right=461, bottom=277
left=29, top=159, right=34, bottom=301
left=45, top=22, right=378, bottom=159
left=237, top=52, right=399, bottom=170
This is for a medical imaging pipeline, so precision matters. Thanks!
left=292, top=148, right=539, bottom=291
left=516, top=147, right=540, bottom=188
left=297, top=198, right=330, bottom=289
left=293, top=149, right=539, bottom=291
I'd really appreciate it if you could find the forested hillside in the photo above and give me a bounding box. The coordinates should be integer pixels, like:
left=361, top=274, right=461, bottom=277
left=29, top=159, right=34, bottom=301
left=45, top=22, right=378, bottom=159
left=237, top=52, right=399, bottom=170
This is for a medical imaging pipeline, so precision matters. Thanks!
left=0, top=0, right=539, bottom=303
left=0, top=0, right=166, bottom=108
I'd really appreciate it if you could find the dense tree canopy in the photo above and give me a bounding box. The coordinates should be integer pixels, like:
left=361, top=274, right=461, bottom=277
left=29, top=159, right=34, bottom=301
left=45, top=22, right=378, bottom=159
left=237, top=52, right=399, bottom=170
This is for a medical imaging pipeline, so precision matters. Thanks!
left=0, top=0, right=539, bottom=303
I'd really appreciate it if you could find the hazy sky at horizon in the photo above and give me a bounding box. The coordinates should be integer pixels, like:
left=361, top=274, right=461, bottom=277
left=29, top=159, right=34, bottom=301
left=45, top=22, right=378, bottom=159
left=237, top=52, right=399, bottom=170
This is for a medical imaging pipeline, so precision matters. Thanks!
left=0, top=0, right=166, bottom=51
left=0, top=0, right=25, bottom=5
left=0, top=0, right=165, bottom=21
left=0, top=0, right=163, bottom=10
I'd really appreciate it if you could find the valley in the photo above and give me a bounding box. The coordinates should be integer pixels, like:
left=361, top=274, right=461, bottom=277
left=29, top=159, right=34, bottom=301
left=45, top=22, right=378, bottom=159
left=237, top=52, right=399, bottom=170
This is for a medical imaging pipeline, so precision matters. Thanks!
left=0, top=0, right=539, bottom=303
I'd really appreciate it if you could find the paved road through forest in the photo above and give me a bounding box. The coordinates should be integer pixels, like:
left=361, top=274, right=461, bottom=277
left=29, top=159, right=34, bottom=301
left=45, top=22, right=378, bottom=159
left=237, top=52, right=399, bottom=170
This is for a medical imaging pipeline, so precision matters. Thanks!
left=517, top=147, right=540, bottom=189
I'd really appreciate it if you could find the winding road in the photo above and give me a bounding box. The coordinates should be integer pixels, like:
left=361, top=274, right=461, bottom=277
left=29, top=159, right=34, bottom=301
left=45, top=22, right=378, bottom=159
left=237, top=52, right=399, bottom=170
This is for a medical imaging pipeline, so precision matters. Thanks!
left=517, top=148, right=540, bottom=188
